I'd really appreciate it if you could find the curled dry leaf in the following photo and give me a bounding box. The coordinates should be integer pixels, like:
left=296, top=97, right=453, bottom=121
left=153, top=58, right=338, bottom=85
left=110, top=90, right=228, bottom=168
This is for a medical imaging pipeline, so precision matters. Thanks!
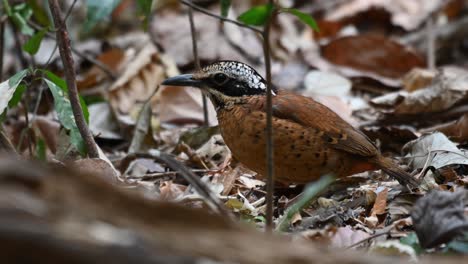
left=371, top=67, right=468, bottom=115
left=108, top=41, right=217, bottom=138
left=411, top=190, right=468, bottom=248
left=321, top=35, right=425, bottom=80
left=73, top=158, right=120, bottom=184
left=159, top=181, right=187, bottom=201
left=403, top=132, right=468, bottom=170
left=195, top=134, right=230, bottom=168
left=325, top=0, right=445, bottom=31
left=108, top=43, right=163, bottom=135
left=402, top=68, right=436, bottom=92
left=370, top=187, right=388, bottom=217
left=330, top=226, right=370, bottom=248
left=88, top=102, right=121, bottom=140
left=427, top=113, right=468, bottom=143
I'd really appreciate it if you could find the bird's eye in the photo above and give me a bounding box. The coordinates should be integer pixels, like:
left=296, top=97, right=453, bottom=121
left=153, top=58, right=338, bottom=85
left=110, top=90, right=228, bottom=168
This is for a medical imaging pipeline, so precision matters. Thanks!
left=212, top=73, right=228, bottom=85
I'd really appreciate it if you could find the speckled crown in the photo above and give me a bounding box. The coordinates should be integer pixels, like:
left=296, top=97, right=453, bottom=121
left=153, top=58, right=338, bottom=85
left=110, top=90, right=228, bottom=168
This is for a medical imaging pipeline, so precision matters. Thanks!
left=202, top=61, right=267, bottom=91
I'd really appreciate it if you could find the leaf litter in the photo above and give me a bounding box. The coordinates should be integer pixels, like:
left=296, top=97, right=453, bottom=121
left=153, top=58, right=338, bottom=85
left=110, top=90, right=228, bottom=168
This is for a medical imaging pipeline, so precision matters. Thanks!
left=2, top=0, right=468, bottom=262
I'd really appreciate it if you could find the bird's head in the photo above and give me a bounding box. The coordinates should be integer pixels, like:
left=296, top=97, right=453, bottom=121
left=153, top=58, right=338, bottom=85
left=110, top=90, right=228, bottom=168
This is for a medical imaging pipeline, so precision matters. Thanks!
left=162, top=61, right=276, bottom=109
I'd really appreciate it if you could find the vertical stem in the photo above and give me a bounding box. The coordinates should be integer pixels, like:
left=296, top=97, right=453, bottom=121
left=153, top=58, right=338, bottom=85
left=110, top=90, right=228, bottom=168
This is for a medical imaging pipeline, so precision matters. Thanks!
left=0, top=16, right=6, bottom=82
left=10, top=20, right=29, bottom=69
left=48, top=0, right=99, bottom=158
left=263, top=2, right=275, bottom=231
left=426, top=15, right=435, bottom=70
left=187, top=2, right=209, bottom=127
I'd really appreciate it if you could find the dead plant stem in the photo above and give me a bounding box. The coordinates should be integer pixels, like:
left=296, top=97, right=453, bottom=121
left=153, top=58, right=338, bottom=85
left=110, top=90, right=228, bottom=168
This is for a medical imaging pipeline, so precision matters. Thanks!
left=48, top=0, right=99, bottom=158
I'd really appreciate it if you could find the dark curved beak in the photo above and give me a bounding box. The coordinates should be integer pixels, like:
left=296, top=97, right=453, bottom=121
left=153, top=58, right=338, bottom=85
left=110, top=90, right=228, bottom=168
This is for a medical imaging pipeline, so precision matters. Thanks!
left=162, top=74, right=202, bottom=88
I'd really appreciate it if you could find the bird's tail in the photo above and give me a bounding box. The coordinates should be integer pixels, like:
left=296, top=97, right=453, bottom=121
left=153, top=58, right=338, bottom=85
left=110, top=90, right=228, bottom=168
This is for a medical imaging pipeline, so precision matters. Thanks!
left=376, top=157, right=419, bottom=188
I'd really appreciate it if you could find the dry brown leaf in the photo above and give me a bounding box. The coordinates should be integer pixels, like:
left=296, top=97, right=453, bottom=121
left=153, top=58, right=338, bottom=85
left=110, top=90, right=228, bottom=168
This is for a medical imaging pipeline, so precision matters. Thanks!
left=402, top=68, right=436, bottom=92
left=157, top=84, right=217, bottom=125
left=370, top=187, right=389, bottom=217
left=321, top=35, right=425, bottom=79
left=73, top=158, right=120, bottom=184
left=403, top=132, right=468, bottom=170
left=330, top=226, right=370, bottom=248
left=371, top=67, right=468, bottom=115
left=159, top=180, right=186, bottom=201
left=427, top=113, right=468, bottom=143
left=325, top=0, right=445, bottom=31
left=77, top=48, right=127, bottom=91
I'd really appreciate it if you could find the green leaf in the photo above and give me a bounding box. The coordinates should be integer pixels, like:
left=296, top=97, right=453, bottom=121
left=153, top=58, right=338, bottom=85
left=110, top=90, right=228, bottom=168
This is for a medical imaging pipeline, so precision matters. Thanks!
left=282, top=8, right=319, bottom=32
left=136, top=0, right=153, bottom=30
left=11, top=3, right=34, bottom=35
left=220, top=0, right=231, bottom=17
left=0, top=70, right=29, bottom=115
left=11, top=12, right=34, bottom=36
left=237, top=4, right=274, bottom=26
left=27, top=0, right=51, bottom=27
left=400, top=232, right=424, bottom=255
left=42, top=70, right=89, bottom=124
left=8, top=84, right=27, bottom=108
left=44, top=78, right=86, bottom=155
left=43, top=70, right=66, bottom=90
left=276, top=175, right=334, bottom=232
left=2, top=0, right=12, bottom=16
left=36, top=138, right=46, bottom=161
left=23, top=29, right=47, bottom=55
left=84, top=0, right=121, bottom=32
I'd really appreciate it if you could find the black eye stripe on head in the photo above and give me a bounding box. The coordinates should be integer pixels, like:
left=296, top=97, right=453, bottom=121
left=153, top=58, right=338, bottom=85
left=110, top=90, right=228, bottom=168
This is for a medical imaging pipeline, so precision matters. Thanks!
left=213, top=73, right=228, bottom=84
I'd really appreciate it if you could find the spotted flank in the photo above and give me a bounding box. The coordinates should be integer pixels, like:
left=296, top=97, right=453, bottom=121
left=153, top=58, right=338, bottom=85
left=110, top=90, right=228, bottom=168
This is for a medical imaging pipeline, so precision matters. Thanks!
left=203, top=61, right=274, bottom=94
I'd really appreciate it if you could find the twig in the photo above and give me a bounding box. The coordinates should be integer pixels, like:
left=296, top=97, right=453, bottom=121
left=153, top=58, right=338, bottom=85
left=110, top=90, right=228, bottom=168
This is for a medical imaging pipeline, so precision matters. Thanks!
left=186, top=1, right=209, bottom=127
left=121, top=151, right=232, bottom=218
left=128, top=85, right=160, bottom=153
left=27, top=21, right=117, bottom=80
left=426, top=14, right=435, bottom=70
left=180, top=0, right=263, bottom=34
left=9, top=19, right=28, bottom=69
left=345, top=230, right=391, bottom=249
left=263, top=1, right=275, bottom=231
left=48, top=0, right=99, bottom=158
left=0, top=125, right=17, bottom=155
left=0, top=15, right=6, bottom=82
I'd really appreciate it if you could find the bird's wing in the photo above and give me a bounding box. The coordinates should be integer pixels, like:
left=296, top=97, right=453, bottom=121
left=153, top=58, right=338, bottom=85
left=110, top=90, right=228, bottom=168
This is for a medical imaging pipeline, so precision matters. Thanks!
left=270, top=91, right=377, bottom=157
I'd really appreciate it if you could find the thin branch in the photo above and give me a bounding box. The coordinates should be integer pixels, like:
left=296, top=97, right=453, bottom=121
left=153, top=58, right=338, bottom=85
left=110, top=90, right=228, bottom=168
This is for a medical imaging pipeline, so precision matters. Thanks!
left=27, top=21, right=117, bottom=80
left=180, top=0, right=263, bottom=34
left=186, top=1, right=209, bottom=126
left=0, top=15, right=6, bottom=82
left=48, top=0, right=99, bottom=158
left=9, top=20, right=29, bottom=69
left=263, top=1, right=275, bottom=231
left=120, top=151, right=232, bottom=218
left=426, top=14, right=435, bottom=70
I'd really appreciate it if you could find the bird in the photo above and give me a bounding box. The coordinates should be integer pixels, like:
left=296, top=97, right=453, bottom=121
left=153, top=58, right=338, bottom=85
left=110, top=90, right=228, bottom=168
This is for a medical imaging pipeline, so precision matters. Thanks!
left=162, top=61, right=419, bottom=188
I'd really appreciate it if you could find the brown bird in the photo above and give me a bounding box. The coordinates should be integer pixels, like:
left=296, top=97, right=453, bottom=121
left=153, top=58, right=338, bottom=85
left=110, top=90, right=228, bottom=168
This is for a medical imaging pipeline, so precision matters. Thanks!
left=162, top=61, right=418, bottom=187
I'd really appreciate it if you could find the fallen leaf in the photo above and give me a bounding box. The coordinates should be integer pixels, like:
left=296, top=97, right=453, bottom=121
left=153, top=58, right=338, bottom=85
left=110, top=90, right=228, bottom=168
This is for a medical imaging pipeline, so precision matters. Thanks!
left=325, top=0, right=445, bottom=31
left=88, top=102, right=122, bottom=140
left=321, top=34, right=425, bottom=79
left=371, top=67, right=468, bottom=115
left=330, top=226, right=370, bottom=248
left=370, top=187, right=388, bottom=217
left=403, top=132, right=468, bottom=170
left=427, top=113, right=468, bottom=143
